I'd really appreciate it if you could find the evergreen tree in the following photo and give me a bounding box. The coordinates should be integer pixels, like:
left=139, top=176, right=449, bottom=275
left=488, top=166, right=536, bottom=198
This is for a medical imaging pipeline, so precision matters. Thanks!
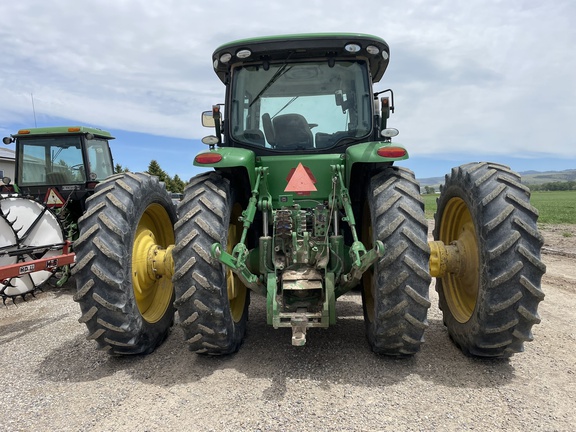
left=145, top=160, right=189, bottom=192
left=114, top=163, right=129, bottom=173
left=147, top=160, right=169, bottom=183
left=171, top=174, right=185, bottom=193
left=165, top=177, right=175, bottom=192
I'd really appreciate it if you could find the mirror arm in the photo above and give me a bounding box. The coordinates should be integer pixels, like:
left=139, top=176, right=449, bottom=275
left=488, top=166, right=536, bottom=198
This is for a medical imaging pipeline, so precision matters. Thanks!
left=212, top=105, right=222, bottom=146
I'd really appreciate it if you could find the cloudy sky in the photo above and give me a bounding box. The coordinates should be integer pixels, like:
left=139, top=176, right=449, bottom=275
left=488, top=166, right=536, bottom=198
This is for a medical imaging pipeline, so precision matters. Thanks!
left=1, top=0, right=574, bottom=180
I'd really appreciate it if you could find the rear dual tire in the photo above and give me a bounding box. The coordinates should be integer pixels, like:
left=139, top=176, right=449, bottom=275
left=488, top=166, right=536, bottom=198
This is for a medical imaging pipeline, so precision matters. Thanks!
left=361, top=167, right=431, bottom=356
left=173, top=172, right=249, bottom=355
left=434, top=162, right=546, bottom=357
left=73, top=173, right=176, bottom=355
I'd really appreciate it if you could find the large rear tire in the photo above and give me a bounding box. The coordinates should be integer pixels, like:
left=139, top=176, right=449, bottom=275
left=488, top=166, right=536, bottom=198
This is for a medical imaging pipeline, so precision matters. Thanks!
left=173, top=171, right=249, bottom=355
left=73, top=173, right=176, bottom=355
left=361, top=166, right=431, bottom=355
left=434, top=162, right=546, bottom=357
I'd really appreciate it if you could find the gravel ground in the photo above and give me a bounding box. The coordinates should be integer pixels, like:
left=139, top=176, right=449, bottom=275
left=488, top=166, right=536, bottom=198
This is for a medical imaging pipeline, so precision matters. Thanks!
left=1, top=224, right=575, bottom=432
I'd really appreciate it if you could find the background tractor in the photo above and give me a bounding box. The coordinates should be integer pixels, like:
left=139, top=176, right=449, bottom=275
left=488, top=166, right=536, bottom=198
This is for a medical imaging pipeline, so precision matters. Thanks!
left=73, top=33, right=545, bottom=358
left=1, top=126, right=115, bottom=303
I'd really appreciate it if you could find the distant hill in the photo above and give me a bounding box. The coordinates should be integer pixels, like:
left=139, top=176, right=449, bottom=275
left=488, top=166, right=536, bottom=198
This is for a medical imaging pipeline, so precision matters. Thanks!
left=518, top=169, right=576, bottom=184
left=418, top=176, right=445, bottom=188
left=418, top=169, right=576, bottom=191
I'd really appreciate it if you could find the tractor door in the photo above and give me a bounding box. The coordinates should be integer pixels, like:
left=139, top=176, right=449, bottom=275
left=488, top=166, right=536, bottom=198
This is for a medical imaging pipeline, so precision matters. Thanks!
left=83, top=136, right=114, bottom=182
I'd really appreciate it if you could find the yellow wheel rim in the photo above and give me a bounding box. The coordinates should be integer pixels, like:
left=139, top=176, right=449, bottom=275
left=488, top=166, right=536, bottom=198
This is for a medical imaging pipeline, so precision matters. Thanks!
left=438, top=197, right=479, bottom=323
left=132, top=203, right=175, bottom=323
left=361, top=200, right=375, bottom=322
left=227, top=203, right=247, bottom=322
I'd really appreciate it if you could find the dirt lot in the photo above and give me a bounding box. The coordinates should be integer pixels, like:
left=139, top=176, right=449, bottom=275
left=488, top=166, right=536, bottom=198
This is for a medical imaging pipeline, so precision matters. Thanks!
left=1, top=223, right=575, bottom=432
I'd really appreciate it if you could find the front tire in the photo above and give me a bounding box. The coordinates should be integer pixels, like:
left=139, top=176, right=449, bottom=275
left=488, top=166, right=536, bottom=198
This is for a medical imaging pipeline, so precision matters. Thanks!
left=173, top=171, right=249, bottom=355
left=361, top=167, right=431, bottom=355
left=434, top=162, right=546, bottom=357
left=73, top=173, right=176, bottom=355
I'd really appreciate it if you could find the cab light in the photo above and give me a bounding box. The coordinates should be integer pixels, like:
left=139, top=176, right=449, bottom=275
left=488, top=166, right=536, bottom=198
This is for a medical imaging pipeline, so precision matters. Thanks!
left=237, top=49, right=252, bottom=59
left=17, top=130, right=31, bottom=134
left=377, top=146, right=407, bottom=158
left=345, top=43, right=361, bottom=53
left=381, top=128, right=399, bottom=138
left=366, top=45, right=380, bottom=55
left=68, top=127, right=81, bottom=132
left=201, top=135, right=219, bottom=146
left=195, top=153, right=223, bottom=164
left=219, top=53, right=232, bottom=63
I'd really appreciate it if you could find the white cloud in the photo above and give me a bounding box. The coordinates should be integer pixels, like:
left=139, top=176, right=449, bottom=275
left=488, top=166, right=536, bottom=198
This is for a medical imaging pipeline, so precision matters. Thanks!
left=1, top=0, right=575, bottom=159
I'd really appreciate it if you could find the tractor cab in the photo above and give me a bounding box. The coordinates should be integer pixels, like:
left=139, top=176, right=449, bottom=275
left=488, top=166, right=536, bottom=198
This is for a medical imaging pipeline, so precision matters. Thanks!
left=0, top=126, right=115, bottom=301
left=202, top=33, right=397, bottom=155
left=3, top=126, right=114, bottom=211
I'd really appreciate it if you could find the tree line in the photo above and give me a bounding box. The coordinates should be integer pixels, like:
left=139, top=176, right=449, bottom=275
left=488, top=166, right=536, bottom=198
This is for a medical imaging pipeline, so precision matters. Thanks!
left=421, top=181, right=576, bottom=194
left=528, top=181, right=576, bottom=191
left=114, top=160, right=187, bottom=193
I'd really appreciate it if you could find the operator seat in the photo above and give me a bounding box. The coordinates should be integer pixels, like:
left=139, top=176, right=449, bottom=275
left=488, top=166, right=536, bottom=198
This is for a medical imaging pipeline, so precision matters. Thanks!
left=46, top=171, right=72, bottom=184
left=272, top=114, right=314, bottom=149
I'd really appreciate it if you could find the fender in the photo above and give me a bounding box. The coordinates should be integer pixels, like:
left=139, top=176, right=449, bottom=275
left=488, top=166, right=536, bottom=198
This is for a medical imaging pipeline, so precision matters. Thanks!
left=194, top=147, right=257, bottom=187
left=345, top=141, right=409, bottom=187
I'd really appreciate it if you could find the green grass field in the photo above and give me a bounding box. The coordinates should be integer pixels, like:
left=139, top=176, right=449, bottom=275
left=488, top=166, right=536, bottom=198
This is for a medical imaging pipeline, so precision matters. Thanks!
left=421, top=194, right=438, bottom=220
left=421, top=190, right=576, bottom=224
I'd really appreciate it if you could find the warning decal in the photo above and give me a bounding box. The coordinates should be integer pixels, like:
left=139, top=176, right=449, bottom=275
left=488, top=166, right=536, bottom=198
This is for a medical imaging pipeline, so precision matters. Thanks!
left=285, top=163, right=317, bottom=195
left=44, top=188, right=65, bottom=208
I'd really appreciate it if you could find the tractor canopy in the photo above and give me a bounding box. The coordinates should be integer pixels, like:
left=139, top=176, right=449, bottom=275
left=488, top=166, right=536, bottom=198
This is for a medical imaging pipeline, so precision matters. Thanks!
left=209, top=34, right=392, bottom=156
left=10, top=126, right=114, bottom=140
left=5, top=126, right=115, bottom=190
left=212, top=33, right=390, bottom=84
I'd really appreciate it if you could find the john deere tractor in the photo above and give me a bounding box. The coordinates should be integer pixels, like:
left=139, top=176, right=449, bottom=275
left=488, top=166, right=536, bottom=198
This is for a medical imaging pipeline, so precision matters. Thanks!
left=1, top=126, right=115, bottom=302
left=73, top=34, right=545, bottom=358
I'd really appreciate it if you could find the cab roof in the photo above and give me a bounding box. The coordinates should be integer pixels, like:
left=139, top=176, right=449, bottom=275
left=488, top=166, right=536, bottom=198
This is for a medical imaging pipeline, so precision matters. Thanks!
left=212, top=33, right=390, bottom=84
left=12, top=126, right=114, bottom=139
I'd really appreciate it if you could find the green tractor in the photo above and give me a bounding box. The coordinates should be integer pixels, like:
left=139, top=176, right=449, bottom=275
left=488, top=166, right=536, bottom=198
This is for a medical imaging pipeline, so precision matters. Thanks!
left=1, top=126, right=115, bottom=302
left=73, top=34, right=545, bottom=357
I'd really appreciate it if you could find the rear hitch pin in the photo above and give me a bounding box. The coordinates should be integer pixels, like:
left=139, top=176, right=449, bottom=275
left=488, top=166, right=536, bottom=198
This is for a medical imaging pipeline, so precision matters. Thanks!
left=291, top=313, right=308, bottom=346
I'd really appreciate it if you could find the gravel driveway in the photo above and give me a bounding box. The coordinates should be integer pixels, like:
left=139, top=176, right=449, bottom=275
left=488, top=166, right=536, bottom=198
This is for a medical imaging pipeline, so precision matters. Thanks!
left=1, top=224, right=574, bottom=432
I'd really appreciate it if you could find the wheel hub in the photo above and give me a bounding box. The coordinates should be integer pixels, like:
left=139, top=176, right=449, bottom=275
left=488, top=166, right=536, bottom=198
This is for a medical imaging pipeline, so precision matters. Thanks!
left=131, top=204, right=174, bottom=323
left=430, top=197, right=479, bottom=323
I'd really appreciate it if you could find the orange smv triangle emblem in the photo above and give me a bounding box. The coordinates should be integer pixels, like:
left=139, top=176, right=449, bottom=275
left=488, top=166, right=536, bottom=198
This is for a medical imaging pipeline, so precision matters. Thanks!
left=44, top=188, right=65, bottom=208
left=285, top=163, right=317, bottom=195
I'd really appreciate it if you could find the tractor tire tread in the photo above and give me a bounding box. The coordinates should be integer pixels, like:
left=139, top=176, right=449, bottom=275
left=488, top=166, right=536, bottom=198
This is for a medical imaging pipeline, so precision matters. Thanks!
left=73, top=172, right=176, bottom=355
left=434, top=162, right=545, bottom=357
left=173, top=172, right=248, bottom=355
left=364, top=166, right=431, bottom=356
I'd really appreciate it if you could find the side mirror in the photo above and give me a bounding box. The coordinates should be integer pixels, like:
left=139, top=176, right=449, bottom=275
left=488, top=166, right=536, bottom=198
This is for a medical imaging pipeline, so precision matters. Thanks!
left=202, top=105, right=223, bottom=146
left=202, top=111, right=215, bottom=127
left=3, top=137, right=13, bottom=145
